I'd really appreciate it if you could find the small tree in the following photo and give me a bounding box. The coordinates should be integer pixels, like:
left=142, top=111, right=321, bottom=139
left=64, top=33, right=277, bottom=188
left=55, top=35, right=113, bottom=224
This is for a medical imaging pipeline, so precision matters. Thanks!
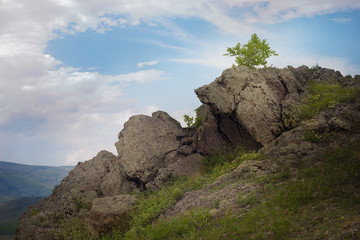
left=183, top=114, right=194, bottom=127
left=224, top=33, right=278, bottom=68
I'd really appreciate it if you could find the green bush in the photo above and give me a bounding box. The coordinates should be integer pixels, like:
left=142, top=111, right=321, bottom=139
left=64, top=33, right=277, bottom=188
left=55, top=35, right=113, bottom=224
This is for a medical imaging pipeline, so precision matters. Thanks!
left=302, top=128, right=332, bottom=143
left=72, top=199, right=92, bottom=212
left=300, top=82, right=360, bottom=119
left=224, top=33, right=278, bottom=68
left=183, top=114, right=194, bottom=127
left=183, top=109, right=203, bottom=128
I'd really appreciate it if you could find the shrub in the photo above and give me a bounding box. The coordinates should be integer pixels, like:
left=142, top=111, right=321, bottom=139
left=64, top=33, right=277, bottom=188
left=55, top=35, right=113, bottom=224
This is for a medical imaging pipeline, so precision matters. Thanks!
left=224, top=33, right=278, bottom=68
left=184, top=110, right=203, bottom=128
left=183, top=114, right=194, bottom=127
left=300, top=82, right=360, bottom=119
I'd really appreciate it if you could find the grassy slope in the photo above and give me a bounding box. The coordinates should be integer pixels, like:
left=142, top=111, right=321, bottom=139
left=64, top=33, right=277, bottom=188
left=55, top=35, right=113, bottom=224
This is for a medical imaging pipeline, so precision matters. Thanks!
left=53, top=81, right=360, bottom=239
left=0, top=196, right=44, bottom=235
left=0, top=161, right=73, bottom=202
left=60, top=142, right=359, bottom=240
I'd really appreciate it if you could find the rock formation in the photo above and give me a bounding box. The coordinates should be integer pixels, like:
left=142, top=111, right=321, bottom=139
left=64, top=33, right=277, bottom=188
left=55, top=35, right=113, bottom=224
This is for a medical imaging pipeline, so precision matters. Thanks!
left=16, top=65, right=360, bottom=239
left=16, top=111, right=200, bottom=239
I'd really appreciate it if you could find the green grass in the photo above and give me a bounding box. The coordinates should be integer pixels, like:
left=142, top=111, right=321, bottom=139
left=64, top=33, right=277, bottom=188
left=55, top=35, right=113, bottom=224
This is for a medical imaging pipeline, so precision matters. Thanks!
left=111, top=141, right=360, bottom=240
left=300, top=82, right=360, bottom=120
left=56, top=217, right=94, bottom=240
left=123, top=147, right=263, bottom=239
left=302, top=128, right=332, bottom=143
left=57, top=141, right=359, bottom=239
left=0, top=222, right=17, bottom=235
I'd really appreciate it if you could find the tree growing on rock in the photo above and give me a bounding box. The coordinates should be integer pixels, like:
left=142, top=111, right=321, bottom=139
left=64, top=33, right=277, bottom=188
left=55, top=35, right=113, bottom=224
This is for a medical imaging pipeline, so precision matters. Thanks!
left=224, top=33, right=278, bottom=68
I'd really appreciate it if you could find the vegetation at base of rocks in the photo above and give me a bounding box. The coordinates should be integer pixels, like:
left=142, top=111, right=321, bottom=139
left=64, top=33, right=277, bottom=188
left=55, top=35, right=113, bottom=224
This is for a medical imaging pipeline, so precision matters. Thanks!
left=125, top=147, right=262, bottom=239
left=0, top=196, right=44, bottom=235
left=126, top=209, right=212, bottom=240
left=237, top=190, right=259, bottom=208
left=224, top=33, right=278, bottom=68
left=309, top=63, right=320, bottom=74
left=56, top=141, right=360, bottom=239
left=30, top=208, right=41, bottom=216
left=56, top=217, right=93, bottom=240
left=72, top=199, right=92, bottom=212
left=108, top=141, right=359, bottom=239
left=201, top=146, right=264, bottom=178
left=302, top=128, right=332, bottom=143
left=300, top=82, right=360, bottom=120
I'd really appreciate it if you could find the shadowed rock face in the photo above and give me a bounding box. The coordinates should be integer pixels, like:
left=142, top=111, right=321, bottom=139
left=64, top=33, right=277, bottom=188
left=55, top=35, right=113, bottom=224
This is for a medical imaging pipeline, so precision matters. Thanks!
left=194, top=66, right=312, bottom=147
left=194, top=65, right=357, bottom=151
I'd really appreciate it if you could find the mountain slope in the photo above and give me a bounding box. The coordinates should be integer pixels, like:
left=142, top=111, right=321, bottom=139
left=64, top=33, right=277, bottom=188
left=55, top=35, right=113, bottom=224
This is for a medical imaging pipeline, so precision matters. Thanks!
left=0, top=161, right=73, bottom=202
left=0, top=196, right=44, bottom=235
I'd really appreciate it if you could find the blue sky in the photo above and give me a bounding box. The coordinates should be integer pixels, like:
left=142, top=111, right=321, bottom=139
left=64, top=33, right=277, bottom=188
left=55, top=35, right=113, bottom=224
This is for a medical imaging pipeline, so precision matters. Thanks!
left=0, top=0, right=359, bottom=166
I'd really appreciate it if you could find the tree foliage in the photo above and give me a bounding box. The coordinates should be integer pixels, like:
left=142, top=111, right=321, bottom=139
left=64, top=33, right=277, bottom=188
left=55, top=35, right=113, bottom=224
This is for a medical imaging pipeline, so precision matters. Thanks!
left=224, top=33, right=278, bottom=68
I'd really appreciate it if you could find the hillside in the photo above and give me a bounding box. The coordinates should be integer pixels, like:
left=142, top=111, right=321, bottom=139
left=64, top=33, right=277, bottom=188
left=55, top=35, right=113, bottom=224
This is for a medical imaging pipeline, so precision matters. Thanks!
left=0, top=161, right=73, bottom=202
left=16, top=65, right=360, bottom=239
left=0, top=196, right=43, bottom=236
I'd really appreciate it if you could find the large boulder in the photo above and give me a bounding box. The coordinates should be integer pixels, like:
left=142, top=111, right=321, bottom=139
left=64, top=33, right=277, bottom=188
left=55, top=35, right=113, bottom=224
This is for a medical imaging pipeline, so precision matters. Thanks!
left=195, top=66, right=312, bottom=147
left=115, top=111, right=191, bottom=185
left=86, top=195, right=137, bottom=238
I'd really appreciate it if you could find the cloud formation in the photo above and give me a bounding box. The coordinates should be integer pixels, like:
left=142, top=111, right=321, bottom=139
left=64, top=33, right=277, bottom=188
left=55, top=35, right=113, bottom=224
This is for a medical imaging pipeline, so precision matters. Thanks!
left=332, top=17, right=352, bottom=24
left=137, top=60, right=159, bottom=68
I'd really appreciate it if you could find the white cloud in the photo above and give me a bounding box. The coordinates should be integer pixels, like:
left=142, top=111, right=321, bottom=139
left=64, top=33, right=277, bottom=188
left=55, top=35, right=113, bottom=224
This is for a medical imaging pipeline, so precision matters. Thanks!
left=137, top=60, right=159, bottom=68
left=222, top=0, right=360, bottom=24
left=170, top=44, right=234, bottom=69
left=0, top=65, right=164, bottom=165
left=332, top=17, right=352, bottom=24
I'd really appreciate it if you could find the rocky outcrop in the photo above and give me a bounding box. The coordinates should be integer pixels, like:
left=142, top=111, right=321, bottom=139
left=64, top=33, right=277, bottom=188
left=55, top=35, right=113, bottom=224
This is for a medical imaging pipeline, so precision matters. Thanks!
left=193, top=65, right=359, bottom=154
left=16, top=111, right=200, bottom=239
left=260, top=100, right=360, bottom=162
left=16, top=65, right=360, bottom=239
left=115, top=111, right=191, bottom=187
left=194, top=66, right=311, bottom=149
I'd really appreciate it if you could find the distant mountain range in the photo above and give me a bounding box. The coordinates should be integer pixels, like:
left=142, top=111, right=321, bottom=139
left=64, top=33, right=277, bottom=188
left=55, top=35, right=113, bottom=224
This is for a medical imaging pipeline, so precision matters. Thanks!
left=0, top=196, right=44, bottom=236
left=0, top=161, right=73, bottom=236
left=0, top=161, right=73, bottom=202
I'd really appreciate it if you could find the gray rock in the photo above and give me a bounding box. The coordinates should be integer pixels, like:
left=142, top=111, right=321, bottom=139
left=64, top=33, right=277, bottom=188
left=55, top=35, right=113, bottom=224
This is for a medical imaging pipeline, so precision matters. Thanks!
left=259, top=101, right=360, bottom=162
left=115, top=111, right=183, bottom=184
left=195, top=66, right=311, bottom=146
left=86, top=195, right=137, bottom=238
left=146, top=153, right=203, bottom=190
left=162, top=157, right=280, bottom=219
left=16, top=151, right=136, bottom=240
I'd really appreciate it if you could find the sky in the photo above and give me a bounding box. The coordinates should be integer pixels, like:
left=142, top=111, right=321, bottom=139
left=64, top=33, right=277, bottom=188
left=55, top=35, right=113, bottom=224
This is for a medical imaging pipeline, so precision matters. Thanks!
left=0, top=0, right=359, bottom=166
